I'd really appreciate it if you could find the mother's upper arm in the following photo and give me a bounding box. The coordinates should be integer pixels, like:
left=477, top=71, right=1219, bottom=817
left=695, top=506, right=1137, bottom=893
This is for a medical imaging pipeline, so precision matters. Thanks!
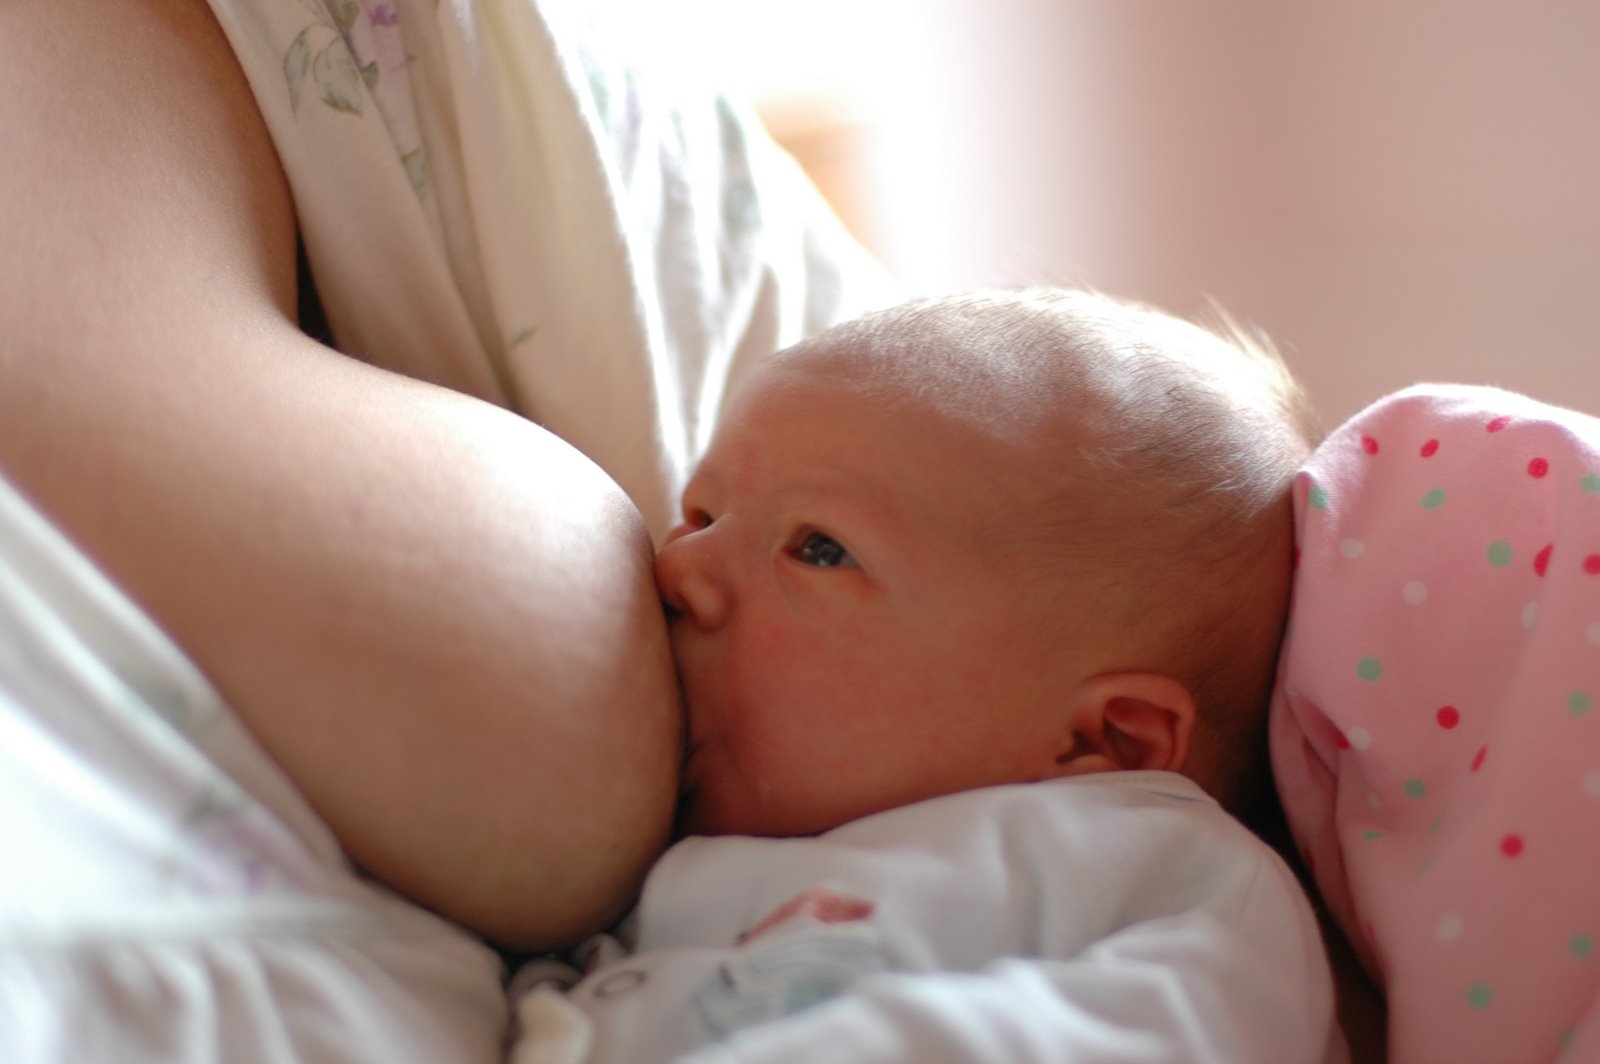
left=0, top=1, right=682, bottom=949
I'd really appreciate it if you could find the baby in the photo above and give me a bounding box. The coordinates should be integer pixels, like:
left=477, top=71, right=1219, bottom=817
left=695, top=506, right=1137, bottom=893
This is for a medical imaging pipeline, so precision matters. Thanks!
left=512, top=288, right=1339, bottom=1063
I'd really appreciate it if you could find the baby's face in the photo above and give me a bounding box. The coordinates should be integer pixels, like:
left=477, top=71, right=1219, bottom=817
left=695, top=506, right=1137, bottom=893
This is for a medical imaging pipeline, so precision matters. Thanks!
left=655, top=359, right=1084, bottom=838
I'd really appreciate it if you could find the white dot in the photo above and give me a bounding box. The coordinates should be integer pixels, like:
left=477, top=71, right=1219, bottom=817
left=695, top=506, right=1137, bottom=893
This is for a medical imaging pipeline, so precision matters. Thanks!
left=1347, top=727, right=1373, bottom=750
left=1584, top=771, right=1600, bottom=798
left=1588, top=622, right=1600, bottom=647
left=1402, top=580, right=1428, bottom=606
left=1340, top=538, right=1366, bottom=559
left=1437, top=912, right=1464, bottom=942
left=1523, top=602, right=1540, bottom=630
left=1367, top=790, right=1385, bottom=811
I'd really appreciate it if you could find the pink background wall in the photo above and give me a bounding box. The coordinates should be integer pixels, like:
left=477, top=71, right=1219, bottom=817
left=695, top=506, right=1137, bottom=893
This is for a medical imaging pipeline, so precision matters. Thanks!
left=725, top=1, right=1600, bottom=430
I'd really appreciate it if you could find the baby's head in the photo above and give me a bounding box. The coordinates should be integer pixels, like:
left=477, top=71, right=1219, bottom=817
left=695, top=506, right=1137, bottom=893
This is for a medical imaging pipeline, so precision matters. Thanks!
left=657, top=288, right=1317, bottom=837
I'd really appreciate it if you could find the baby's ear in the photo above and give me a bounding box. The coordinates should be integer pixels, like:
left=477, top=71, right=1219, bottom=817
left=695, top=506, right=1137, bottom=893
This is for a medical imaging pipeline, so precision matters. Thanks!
left=1050, top=673, right=1195, bottom=778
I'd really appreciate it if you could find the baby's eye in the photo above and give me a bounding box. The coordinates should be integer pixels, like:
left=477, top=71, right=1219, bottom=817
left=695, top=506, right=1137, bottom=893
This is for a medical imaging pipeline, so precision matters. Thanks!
left=792, top=531, right=856, bottom=569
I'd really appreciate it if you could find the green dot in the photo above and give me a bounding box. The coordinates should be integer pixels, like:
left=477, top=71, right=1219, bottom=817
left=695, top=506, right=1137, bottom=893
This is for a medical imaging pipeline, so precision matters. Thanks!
left=1467, top=982, right=1495, bottom=1011
left=1357, top=657, right=1383, bottom=682
left=1487, top=541, right=1513, bottom=567
left=1582, top=473, right=1600, bottom=494
left=1308, top=485, right=1330, bottom=510
left=1560, top=1028, right=1575, bottom=1053
left=1362, top=829, right=1385, bottom=840
left=1422, top=488, right=1447, bottom=509
left=1404, top=778, right=1427, bottom=799
left=1571, top=934, right=1594, bottom=959
left=1571, top=691, right=1594, bottom=716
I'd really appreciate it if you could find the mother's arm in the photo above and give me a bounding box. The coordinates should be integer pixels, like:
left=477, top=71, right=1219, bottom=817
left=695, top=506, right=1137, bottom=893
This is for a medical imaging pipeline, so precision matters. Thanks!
left=0, top=0, right=681, bottom=949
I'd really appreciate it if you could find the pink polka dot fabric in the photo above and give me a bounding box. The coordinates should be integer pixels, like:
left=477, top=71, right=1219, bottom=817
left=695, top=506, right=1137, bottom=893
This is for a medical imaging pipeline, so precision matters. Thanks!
left=1271, top=384, right=1600, bottom=1063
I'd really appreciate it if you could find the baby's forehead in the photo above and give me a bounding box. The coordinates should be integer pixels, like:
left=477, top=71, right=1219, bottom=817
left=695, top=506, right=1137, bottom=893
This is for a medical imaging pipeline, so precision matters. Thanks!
left=728, top=352, right=1064, bottom=501
left=768, top=334, right=1099, bottom=453
left=768, top=346, right=1112, bottom=509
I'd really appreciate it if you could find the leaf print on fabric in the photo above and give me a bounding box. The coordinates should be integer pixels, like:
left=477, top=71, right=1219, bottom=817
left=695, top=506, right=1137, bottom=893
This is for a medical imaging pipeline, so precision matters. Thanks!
left=285, top=0, right=434, bottom=202
left=284, top=30, right=313, bottom=111
left=283, top=5, right=365, bottom=116
left=154, top=781, right=280, bottom=898
left=314, top=39, right=365, bottom=113
left=330, top=0, right=361, bottom=29
left=402, top=149, right=430, bottom=199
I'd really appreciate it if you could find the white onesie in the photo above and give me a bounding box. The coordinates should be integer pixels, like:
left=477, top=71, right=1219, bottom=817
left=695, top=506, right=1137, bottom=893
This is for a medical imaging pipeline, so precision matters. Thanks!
left=512, top=773, right=1340, bottom=1064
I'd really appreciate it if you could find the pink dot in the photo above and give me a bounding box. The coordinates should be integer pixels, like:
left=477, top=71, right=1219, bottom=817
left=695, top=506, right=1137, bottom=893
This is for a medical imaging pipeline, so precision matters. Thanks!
left=1437, top=705, right=1460, bottom=729
left=1535, top=543, right=1553, bottom=577
left=1529, top=457, right=1549, bottom=478
left=1487, top=416, right=1512, bottom=433
left=1472, top=746, right=1488, bottom=772
left=1584, top=554, right=1600, bottom=575
left=1500, top=834, right=1524, bottom=858
left=1420, top=439, right=1440, bottom=458
left=1361, top=435, right=1380, bottom=455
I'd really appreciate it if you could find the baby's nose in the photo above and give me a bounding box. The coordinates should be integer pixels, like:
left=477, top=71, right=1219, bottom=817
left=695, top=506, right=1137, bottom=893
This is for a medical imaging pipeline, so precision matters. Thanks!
left=654, top=523, right=729, bottom=629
